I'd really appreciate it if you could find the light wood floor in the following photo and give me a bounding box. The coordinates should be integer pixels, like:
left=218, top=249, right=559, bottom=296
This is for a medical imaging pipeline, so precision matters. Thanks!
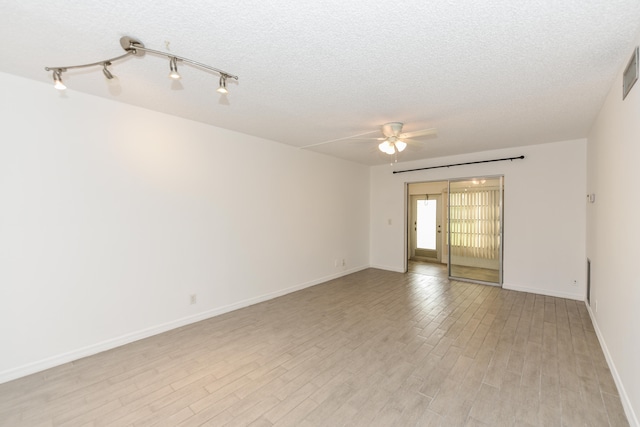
left=449, top=265, right=500, bottom=284
left=0, top=268, right=629, bottom=426
left=408, top=260, right=499, bottom=285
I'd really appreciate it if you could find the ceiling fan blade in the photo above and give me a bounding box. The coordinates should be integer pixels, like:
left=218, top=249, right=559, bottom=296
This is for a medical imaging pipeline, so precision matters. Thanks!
left=399, top=127, right=437, bottom=139
left=300, top=129, right=379, bottom=149
left=403, top=140, right=427, bottom=151
left=400, top=138, right=422, bottom=144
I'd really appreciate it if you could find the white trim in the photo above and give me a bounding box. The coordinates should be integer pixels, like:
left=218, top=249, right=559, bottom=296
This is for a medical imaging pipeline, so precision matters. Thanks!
left=585, top=302, right=638, bottom=427
left=370, top=264, right=406, bottom=273
left=502, top=282, right=583, bottom=301
left=0, top=265, right=369, bottom=385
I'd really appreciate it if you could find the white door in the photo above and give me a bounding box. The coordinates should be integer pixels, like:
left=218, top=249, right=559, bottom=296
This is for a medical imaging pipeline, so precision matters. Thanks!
left=410, top=195, right=442, bottom=262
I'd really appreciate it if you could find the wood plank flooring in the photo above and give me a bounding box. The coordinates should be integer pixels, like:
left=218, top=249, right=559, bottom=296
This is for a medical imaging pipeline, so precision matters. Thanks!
left=449, top=265, right=500, bottom=284
left=0, top=266, right=629, bottom=426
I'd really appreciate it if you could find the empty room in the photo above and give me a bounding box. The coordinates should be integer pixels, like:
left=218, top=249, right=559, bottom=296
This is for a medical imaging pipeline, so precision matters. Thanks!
left=1, top=1, right=639, bottom=426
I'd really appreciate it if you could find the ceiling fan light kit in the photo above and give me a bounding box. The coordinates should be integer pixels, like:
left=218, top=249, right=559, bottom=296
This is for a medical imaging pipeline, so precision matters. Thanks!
left=376, top=122, right=435, bottom=156
left=378, top=138, right=406, bottom=154
left=44, top=36, right=238, bottom=94
left=378, top=140, right=394, bottom=154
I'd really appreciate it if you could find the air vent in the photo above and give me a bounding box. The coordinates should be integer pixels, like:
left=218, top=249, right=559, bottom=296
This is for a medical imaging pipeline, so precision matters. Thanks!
left=623, top=46, right=638, bottom=100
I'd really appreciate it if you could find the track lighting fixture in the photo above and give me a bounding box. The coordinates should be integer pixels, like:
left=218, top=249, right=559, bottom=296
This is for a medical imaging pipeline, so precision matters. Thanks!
left=102, top=63, right=114, bottom=80
left=45, top=36, right=238, bottom=94
left=52, top=69, right=66, bottom=90
left=168, top=57, right=181, bottom=79
left=217, top=74, right=228, bottom=94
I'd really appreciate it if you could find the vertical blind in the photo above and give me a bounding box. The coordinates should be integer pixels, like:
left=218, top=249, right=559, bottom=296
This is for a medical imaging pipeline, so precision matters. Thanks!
left=448, top=189, right=500, bottom=260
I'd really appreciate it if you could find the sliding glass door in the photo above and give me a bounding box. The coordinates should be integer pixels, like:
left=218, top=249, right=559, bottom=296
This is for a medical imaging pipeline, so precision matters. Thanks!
left=448, top=176, right=503, bottom=285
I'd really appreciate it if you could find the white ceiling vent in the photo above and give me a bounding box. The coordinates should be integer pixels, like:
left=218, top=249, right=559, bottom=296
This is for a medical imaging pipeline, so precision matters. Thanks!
left=623, top=46, right=638, bottom=100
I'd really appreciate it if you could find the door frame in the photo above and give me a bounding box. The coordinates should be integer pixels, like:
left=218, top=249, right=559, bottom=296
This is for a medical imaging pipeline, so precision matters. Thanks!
left=405, top=181, right=448, bottom=271
left=404, top=177, right=504, bottom=287
left=409, top=194, right=442, bottom=262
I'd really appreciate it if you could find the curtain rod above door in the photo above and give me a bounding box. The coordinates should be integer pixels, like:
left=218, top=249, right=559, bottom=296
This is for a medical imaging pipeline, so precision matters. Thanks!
left=393, top=155, right=525, bottom=174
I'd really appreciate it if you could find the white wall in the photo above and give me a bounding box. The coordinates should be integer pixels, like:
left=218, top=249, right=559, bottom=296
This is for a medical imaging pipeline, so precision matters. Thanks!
left=587, top=40, right=640, bottom=425
left=0, top=72, right=370, bottom=383
left=407, top=181, right=448, bottom=196
left=370, top=139, right=587, bottom=300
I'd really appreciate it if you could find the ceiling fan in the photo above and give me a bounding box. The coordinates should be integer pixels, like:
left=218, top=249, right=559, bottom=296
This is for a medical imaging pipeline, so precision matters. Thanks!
left=372, top=122, right=437, bottom=155
left=301, top=122, right=437, bottom=158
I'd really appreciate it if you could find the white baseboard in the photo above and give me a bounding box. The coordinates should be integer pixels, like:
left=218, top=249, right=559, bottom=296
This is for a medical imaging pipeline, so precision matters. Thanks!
left=0, top=265, right=369, bottom=385
left=369, top=264, right=405, bottom=273
left=585, top=303, right=638, bottom=427
left=502, top=282, right=583, bottom=301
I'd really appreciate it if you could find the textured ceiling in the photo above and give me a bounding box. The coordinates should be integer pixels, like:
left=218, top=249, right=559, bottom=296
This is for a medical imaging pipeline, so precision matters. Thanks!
left=1, top=0, right=640, bottom=165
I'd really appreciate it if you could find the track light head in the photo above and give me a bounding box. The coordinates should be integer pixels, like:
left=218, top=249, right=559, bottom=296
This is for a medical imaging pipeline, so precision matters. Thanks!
left=168, top=57, right=181, bottom=79
left=217, top=74, right=228, bottom=94
left=102, top=63, right=114, bottom=79
left=52, top=69, right=66, bottom=90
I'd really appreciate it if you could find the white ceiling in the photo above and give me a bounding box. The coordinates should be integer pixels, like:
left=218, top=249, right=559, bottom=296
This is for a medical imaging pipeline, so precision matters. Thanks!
left=2, top=1, right=639, bottom=165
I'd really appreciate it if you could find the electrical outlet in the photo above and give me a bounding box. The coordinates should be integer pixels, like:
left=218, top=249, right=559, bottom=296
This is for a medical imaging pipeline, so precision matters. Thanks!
left=595, top=300, right=598, bottom=312
left=342, top=259, right=346, bottom=266
left=190, top=294, right=197, bottom=305
left=334, top=259, right=338, bottom=267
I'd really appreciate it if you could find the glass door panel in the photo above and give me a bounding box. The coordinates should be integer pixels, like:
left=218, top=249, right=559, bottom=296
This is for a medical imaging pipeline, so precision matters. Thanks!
left=417, top=199, right=437, bottom=250
left=448, top=177, right=503, bottom=285
left=410, top=195, right=442, bottom=262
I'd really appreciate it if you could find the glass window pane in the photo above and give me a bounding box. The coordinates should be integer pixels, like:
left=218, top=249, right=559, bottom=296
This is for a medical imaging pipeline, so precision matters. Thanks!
left=417, top=200, right=437, bottom=250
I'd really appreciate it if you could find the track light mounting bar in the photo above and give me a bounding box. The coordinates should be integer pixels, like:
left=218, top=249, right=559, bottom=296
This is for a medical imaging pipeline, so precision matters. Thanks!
left=122, top=38, right=238, bottom=81
left=44, top=36, right=238, bottom=90
left=45, top=51, right=134, bottom=73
